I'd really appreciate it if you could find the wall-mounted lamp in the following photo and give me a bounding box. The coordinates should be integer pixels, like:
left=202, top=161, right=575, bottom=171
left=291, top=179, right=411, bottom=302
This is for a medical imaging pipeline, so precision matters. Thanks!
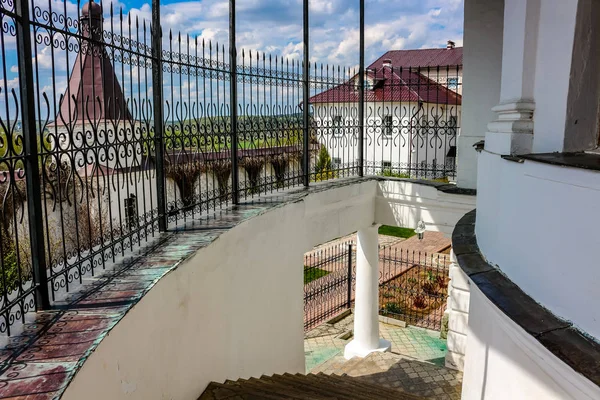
left=415, top=220, right=426, bottom=241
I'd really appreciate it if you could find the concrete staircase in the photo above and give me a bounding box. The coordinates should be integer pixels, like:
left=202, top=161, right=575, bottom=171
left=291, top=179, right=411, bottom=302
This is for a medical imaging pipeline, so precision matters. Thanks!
left=198, top=371, right=427, bottom=399
left=199, top=351, right=463, bottom=399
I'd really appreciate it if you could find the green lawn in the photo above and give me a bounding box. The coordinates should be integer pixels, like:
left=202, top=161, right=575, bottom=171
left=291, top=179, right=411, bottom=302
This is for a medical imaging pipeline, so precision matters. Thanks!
left=304, top=267, right=330, bottom=284
left=378, top=225, right=416, bottom=239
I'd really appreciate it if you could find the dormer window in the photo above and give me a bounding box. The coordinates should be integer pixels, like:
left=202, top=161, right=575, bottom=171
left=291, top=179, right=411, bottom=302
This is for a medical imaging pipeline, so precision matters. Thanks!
left=355, top=75, right=374, bottom=92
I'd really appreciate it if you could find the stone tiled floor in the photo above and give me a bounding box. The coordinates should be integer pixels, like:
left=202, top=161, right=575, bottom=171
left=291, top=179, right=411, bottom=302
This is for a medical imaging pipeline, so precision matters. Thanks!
left=314, top=351, right=463, bottom=399
left=382, top=325, right=448, bottom=366
left=305, top=313, right=462, bottom=399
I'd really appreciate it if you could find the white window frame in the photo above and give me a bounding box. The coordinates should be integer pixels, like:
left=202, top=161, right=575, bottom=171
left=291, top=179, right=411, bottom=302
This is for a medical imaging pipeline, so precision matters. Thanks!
left=447, top=77, right=458, bottom=90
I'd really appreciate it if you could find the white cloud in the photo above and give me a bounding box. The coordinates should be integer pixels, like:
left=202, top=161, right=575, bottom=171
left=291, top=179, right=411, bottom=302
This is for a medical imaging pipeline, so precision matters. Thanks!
left=10, top=66, right=18, bottom=73
left=0, top=77, right=20, bottom=92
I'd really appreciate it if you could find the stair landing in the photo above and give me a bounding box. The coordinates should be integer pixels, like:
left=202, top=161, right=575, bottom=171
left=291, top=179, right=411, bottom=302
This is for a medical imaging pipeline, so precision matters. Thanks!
left=313, top=351, right=462, bottom=399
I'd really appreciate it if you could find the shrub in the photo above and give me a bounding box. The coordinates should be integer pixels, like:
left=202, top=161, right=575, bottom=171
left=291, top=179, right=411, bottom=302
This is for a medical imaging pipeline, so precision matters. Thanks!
left=422, top=281, right=439, bottom=295
left=413, top=294, right=428, bottom=309
left=382, top=302, right=403, bottom=315
left=379, top=168, right=410, bottom=179
left=0, top=247, right=22, bottom=296
left=435, top=275, right=448, bottom=289
left=312, top=146, right=338, bottom=182
left=314, top=146, right=332, bottom=173
left=432, top=176, right=450, bottom=183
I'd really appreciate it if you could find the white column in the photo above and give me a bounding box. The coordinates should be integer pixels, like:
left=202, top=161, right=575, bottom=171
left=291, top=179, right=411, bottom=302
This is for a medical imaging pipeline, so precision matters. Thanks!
left=485, top=0, right=539, bottom=156
left=456, top=0, right=504, bottom=190
left=344, top=225, right=391, bottom=359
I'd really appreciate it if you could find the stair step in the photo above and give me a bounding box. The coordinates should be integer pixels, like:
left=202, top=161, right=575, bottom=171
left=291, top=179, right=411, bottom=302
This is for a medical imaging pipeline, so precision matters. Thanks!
left=246, top=376, right=331, bottom=400
left=331, top=356, right=363, bottom=375
left=273, top=373, right=349, bottom=399
left=199, top=368, right=432, bottom=400
left=319, top=373, right=425, bottom=400
left=293, top=373, right=382, bottom=400
left=308, top=373, right=383, bottom=400
left=205, top=380, right=296, bottom=400
left=198, top=382, right=250, bottom=400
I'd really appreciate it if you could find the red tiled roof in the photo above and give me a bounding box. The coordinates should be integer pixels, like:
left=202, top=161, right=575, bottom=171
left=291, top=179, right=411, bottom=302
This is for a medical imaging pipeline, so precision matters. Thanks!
left=369, top=47, right=463, bottom=69
left=309, top=67, right=461, bottom=105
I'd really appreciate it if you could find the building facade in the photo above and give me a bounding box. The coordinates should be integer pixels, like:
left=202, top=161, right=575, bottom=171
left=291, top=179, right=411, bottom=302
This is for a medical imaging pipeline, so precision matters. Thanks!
left=310, top=44, right=462, bottom=179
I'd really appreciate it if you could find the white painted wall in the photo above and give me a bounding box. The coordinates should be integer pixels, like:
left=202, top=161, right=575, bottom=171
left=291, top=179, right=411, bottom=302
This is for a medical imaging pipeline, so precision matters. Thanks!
left=375, top=179, right=476, bottom=236
left=476, top=153, right=600, bottom=340
left=462, top=285, right=600, bottom=400
left=475, top=0, right=600, bottom=340
left=59, top=179, right=476, bottom=399
left=61, top=180, right=377, bottom=400
left=445, top=251, right=470, bottom=371
left=457, top=0, right=503, bottom=189
left=313, top=102, right=460, bottom=176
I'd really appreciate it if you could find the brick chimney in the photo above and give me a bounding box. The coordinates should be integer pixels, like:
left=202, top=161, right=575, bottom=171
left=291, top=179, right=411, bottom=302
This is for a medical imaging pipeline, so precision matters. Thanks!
left=382, top=59, right=392, bottom=68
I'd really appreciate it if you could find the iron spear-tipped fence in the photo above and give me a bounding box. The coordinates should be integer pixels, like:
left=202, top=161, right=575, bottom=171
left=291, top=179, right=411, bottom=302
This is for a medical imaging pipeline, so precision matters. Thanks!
left=0, top=0, right=460, bottom=334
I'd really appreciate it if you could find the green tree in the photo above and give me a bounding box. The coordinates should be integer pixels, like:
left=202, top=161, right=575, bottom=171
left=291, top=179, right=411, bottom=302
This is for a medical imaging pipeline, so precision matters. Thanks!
left=314, top=146, right=331, bottom=174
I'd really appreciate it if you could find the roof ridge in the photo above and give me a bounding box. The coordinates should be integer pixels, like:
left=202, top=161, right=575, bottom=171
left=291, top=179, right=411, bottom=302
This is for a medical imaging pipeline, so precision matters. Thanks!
left=386, top=46, right=463, bottom=52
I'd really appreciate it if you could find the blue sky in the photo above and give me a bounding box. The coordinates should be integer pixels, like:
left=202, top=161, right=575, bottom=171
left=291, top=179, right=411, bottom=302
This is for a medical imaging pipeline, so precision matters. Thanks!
left=116, top=0, right=463, bottom=65
left=0, top=0, right=463, bottom=122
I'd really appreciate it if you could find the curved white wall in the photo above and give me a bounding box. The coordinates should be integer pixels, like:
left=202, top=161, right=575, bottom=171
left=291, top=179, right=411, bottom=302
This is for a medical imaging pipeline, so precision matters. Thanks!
left=476, top=152, right=600, bottom=339
left=61, top=180, right=377, bottom=400
left=462, top=285, right=600, bottom=400
left=376, top=179, right=476, bottom=236
left=59, top=179, right=475, bottom=400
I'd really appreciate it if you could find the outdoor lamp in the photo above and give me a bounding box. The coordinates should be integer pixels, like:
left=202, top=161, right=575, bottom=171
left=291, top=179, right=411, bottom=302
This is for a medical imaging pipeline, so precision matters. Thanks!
left=415, top=220, right=426, bottom=240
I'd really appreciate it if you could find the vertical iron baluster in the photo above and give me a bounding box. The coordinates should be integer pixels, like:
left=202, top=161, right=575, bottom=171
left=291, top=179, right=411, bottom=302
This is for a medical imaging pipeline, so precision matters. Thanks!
left=151, top=0, right=166, bottom=231
left=358, top=0, right=365, bottom=177
left=15, top=0, right=50, bottom=310
left=347, top=243, right=352, bottom=309
left=229, top=0, right=239, bottom=204
left=302, top=0, right=309, bottom=186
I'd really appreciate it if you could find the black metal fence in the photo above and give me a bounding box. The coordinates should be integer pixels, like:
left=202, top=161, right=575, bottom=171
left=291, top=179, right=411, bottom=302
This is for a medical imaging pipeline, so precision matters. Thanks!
left=0, top=0, right=460, bottom=335
left=303, top=242, right=450, bottom=332
left=379, top=247, right=450, bottom=330
left=304, top=241, right=354, bottom=331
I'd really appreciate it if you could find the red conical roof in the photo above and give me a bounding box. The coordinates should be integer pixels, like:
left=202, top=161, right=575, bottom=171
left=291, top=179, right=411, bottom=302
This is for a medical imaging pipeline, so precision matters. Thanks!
left=55, top=0, right=132, bottom=125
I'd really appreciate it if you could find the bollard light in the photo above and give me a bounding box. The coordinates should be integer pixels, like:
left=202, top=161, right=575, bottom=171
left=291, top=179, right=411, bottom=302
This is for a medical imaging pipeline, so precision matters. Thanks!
left=415, top=220, right=426, bottom=241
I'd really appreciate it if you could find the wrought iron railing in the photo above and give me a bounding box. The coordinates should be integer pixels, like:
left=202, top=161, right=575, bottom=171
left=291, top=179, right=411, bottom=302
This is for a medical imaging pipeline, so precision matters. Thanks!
left=0, top=0, right=461, bottom=335
left=304, top=241, right=354, bottom=331
left=303, top=242, right=450, bottom=331
left=379, top=247, right=450, bottom=331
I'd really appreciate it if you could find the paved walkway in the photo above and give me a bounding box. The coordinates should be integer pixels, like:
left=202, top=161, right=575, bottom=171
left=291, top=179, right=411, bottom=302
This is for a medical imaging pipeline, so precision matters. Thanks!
left=305, top=313, right=462, bottom=399
left=312, top=230, right=451, bottom=253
